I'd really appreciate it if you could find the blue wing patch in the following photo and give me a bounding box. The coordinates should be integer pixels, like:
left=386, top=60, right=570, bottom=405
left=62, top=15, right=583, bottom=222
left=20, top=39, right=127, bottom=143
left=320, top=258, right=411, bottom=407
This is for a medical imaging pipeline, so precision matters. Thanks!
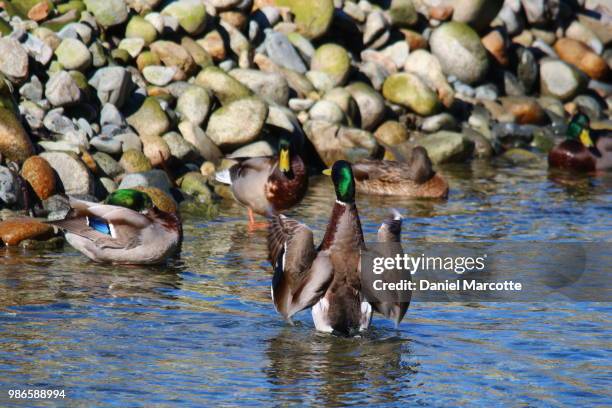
left=87, top=216, right=111, bottom=235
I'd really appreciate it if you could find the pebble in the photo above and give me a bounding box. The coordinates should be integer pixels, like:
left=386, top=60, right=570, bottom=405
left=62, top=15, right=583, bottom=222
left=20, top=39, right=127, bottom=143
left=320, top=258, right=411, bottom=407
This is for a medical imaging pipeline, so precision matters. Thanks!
left=264, top=31, right=307, bottom=74
left=422, top=113, right=458, bottom=133
left=45, top=71, right=81, bottom=107
left=309, top=100, right=345, bottom=124
left=345, top=82, right=386, bottom=131
left=0, top=38, right=29, bottom=81
left=0, top=218, right=55, bottom=246
left=0, top=108, right=34, bottom=163
left=20, top=156, right=56, bottom=200
left=161, top=0, right=207, bottom=35
left=178, top=121, right=223, bottom=163
left=84, top=0, right=129, bottom=27
left=92, top=152, right=124, bottom=178
left=277, top=0, right=334, bottom=39
left=143, top=65, right=178, bottom=86
left=554, top=38, right=609, bottom=80
left=383, top=73, right=440, bottom=116
left=0, top=166, right=18, bottom=206
left=374, top=121, right=409, bottom=145
left=206, top=97, right=268, bottom=148
left=19, top=75, right=44, bottom=101
left=88, top=67, right=133, bottom=108
left=176, top=86, right=211, bottom=125
left=418, top=131, right=471, bottom=164
left=120, top=149, right=152, bottom=173
left=311, top=44, right=351, bottom=87
left=304, top=120, right=377, bottom=166
left=118, top=169, right=172, bottom=194
left=229, top=69, right=290, bottom=105
left=127, top=97, right=170, bottom=138
left=163, top=131, right=198, bottom=161
left=90, top=136, right=123, bottom=155
left=40, top=151, right=94, bottom=195
left=195, top=66, right=252, bottom=105
left=540, top=58, right=588, bottom=101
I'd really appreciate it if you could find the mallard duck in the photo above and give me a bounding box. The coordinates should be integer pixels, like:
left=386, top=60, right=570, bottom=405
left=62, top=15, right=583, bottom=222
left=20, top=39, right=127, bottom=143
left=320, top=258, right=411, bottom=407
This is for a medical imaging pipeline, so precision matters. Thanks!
left=48, top=189, right=181, bottom=264
left=548, top=113, right=612, bottom=172
left=215, top=136, right=308, bottom=228
left=350, top=147, right=449, bottom=198
left=268, top=161, right=410, bottom=335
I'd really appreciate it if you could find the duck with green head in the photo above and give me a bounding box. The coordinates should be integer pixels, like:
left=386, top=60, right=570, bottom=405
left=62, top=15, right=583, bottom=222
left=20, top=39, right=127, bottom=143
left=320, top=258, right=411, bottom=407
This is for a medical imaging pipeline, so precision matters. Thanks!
left=48, top=189, right=181, bottom=264
left=548, top=113, right=612, bottom=172
left=215, top=135, right=308, bottom=228
left=267, top=161, right=410, bottom=335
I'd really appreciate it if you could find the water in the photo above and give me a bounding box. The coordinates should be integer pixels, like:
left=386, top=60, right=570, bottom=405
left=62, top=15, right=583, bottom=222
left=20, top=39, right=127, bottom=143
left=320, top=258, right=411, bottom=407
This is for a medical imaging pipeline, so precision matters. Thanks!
left=1, top=158, right=611, bottom=407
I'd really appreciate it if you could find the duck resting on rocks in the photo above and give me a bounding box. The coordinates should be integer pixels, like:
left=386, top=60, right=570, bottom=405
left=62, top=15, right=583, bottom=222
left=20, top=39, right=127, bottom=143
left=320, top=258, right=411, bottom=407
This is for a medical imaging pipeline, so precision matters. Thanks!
left=215, top=135, right=308, bottom=229
left=548, top=113, right=612, bottom=172
left=267, top=161, right=410, bottom=335
left=48, top=189, right=181, bottom=264
left=349, top=146, right=449, bottom=198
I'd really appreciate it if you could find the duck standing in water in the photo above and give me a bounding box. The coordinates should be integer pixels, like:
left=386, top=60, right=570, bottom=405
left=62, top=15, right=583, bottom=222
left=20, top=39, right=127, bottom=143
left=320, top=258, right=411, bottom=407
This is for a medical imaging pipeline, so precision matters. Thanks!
left=215, top=136, right=308, bottom=229
left=548, top=113, right=612, bottom=172
left=267, top=161, right=410, bottom=335
left=48, top=189, right=181, bottom=264
left=351, top=146, right=449, bottom=198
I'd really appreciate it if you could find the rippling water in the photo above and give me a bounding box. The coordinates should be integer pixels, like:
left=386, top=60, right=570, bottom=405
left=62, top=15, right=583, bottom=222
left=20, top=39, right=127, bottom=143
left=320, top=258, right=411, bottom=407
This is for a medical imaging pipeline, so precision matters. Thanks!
left=1, top=158, right=611, bottom=407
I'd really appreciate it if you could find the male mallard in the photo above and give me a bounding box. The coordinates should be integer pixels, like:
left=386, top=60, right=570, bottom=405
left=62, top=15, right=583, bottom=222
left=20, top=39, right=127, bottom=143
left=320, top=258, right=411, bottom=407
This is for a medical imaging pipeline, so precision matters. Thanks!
left=548, top=113, right=612, bottom=172
left=351, top=147, right=449, bottom=198
left=268, top=161, right=410, bottom=335
left=48, top=189, right=181, bottom=264
left=215, top=136, right=308, bottom=227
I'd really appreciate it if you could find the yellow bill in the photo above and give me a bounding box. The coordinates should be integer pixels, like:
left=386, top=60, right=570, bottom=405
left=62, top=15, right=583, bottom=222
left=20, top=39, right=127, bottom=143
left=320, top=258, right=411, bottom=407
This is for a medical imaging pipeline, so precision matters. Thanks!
left=579, top=129, right=594, bottom=148
left=279, top=149, right=290, bottom=172
left=322, top=168, right=332, bottom=176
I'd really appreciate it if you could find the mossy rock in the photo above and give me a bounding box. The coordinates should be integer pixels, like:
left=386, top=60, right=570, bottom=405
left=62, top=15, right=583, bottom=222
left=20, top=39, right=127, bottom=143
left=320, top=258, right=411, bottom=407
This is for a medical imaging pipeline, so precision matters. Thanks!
left=133, top=186, right=177, bottom=213
left=161, top=0, right=207, bottom=35
left=3, top=0, right=54, bottom=18
left=311, top=44, right=351, bottom=87
left=127, top=97, right=170, bottom=138
left=125, top=16, right=158, bottom=45
left=382, top=73, right=440, bottom=116
left=83, top=0, right=128, bottom=27
left=195, top=66, right=252, bottom=105
left=274, top=0, right=333, bottom=39
left=119, top=149, right=153, bottom=173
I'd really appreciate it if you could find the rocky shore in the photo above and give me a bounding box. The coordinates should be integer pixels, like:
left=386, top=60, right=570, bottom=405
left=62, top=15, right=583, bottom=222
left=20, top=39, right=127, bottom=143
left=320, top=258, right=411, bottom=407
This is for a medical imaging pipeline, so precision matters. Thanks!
left=0, top=0, right=610, bottom=246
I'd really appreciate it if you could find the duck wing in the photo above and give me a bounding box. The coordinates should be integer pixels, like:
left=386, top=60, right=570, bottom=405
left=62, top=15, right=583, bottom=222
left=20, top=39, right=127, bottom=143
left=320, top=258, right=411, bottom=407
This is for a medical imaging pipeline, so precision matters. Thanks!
left=268, top=215, right=333, bottom=321
left=48, top=198, right=152, bottom=249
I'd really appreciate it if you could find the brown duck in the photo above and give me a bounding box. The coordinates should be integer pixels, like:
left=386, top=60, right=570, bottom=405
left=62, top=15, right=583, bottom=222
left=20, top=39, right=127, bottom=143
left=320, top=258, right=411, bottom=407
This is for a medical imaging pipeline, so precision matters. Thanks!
left=268, top=161, right=410, bottom=335
left=350, top=147, right=449, bottom=198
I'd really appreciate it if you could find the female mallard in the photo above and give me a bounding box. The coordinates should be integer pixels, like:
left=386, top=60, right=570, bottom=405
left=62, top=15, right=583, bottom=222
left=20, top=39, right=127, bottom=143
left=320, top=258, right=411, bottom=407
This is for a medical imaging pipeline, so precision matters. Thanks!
left=351, top=147, right=449, bottom=198
left=548, top=113, right=612, bottom=172
left=48, top=189, right=181, bottom=264
left=267, top=161, right=410, bottom=335
left=215, top=136, right=308, bottom=228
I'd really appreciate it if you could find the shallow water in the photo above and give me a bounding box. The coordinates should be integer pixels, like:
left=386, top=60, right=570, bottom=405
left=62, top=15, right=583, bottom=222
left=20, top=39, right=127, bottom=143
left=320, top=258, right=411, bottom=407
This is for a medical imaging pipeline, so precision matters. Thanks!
left=1, top=158, right=611, bottom=407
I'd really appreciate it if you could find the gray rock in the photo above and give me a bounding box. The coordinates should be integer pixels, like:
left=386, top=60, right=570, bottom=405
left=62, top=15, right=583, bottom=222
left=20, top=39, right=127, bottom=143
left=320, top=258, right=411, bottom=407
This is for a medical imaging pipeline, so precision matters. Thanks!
left=89, top=67, right=133, bottom=108
left=99, top=177, right=118, bottom=195
left=40, top=151, right=94, bottom=195
left=115, top=132, right=142, bottom=152
left=264, top=31, right=307, bottom=74
left=57, top=23, right=94, bottom=44
left=309, top=100, right=345, bottom=124
left=363, top=10, right=388, bottom=47
left=206, top=97, right=268, bottom=148
left=38, top=141, right=81, bottom=154
left=43, top=109, right=77, bottom=134
left=452, top=0, right=504, bottom=31
left=162, top=131, right=198, bottom=161
left=118, top=170, right=172, bottom=194
left=573, top=95, right=602, bottom=120
left=143, top=65, right=177, bottom=86
left=118, top=38, right=146, bottom=58
left=45, top=71, right=82, bottom=107
left=55, top=38, right=92, bottom=71
left=93, top=152, right=123, bottom=177
left=0, top=166, right=18, bottom=206
left=475, top=83, right=499, bottom=100
left=229, top=68, right=290, bottom=105
left=288, top=98, right=315, bottom=111
left=21, top=34, right=53, bottom=65
left=540, top=58, right=588, bottom=101
left=19, top=76, right=44, bottom=101
left=19, top=101, right=45, bottom=129
left=84, top=0, right=129, bottom=27
left=358, top=61, right=390, bottom=91
left=176, top=86, right=211, bottom=126
left=497, top=3, right=523, bottom=35
left=303, top=120, right=378, bottom=166
left=178, top=121, right=223, bottom=163
left=77, top=118, right=94, bottom=138
left=100, top=103, right=125, bottom=127
left=0, top=38, right=28, bottom=81
left=91, top=136, right=123, bottom=154
left=227, top=141, right=274, bottom=158
left=346, top=82, right=386, bottom=131
left=422, top=113, right=458, bottom=133
left=517, top=48, right=538, bottom=93
left=417, top=131, right=472, bottom=164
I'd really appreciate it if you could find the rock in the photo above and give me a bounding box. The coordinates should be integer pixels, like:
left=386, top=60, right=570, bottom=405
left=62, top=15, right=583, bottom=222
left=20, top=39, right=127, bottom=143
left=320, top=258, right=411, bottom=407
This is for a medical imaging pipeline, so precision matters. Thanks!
left=20, top=75, right=44, bottom=101
left=163, top=131, right=198, bottom=161
left=305, top=71, right=334, bottom=93
left=84, top=0, right=128, bottom=27
left=141, top=134, right=171, bottom=167
left=288, top=98, right=314, bottom=111
left=476, top=82, right=500, bottom=100
left=374, top=121, right=408, bottom=145
left=20, top=101, right=45, bottom=129
left=198, top=30, right=226, bottom=61
left=119, top=149, right=152, bottom=173
left=554, top=38, right=609, bottom=80
left=323, top=88, right=358, bottom=120
left=40, top=151, right=94, bottom=195
left=311, top=44, right=351, bottom=87
left=116, top=132, right=143, bottom=152
left=125, top=15, right=158, bottom=45
left=482, top=29, right=508, bottom=66
left=118, top=169, right=172, bottom=194
left=206, top=97, right=268, bottom=148
left=363, top=10, right=388, bottom=47
left=142, top=65, right=177, bottom=86
left=227, top=141, right=274, bottom=158
left=417, top=131, right=471, bottom=164
left=127, top=97, right=170, bottom=137
left=309, top=100, right=345, bottom=124
left=88, top=67, right=133, bottom=108
left=573, top=95, right=602, bottom=120
left=118, top=38, right=145, bottom=58
left=422, top=112, right=458, bottom=132
left=55, top=38, right=91, bottom=71
left=149, top=41, right=196, bottom=81
left=22, top=33, right=54, bottom=65
left=264, top=31, right=307, bottom=73
left=38, top=141, right=81, bottom=154
left=566, top=20, right=603, bottom=55
left=20, top=156, right=56, bottom=200
left=303, top=120, right=378, bottom=166
left=0, top=108, right=34, bottom=163
left=133, top=186, right=177, bottom=213
left=162, top=0, right=207, bottom=34
left=383, top=73, right=440, bottom=116
left=92, top=152, right=123, bottom=178
left=430, top=22, right=490, bottom=85
left=0, top=38, right=28, bottom=81
left=346, top=82, right=385, bottom=131
left=58, top=22, right=93, bottom=44
left=181, top=37, right=213, bottom=68
left=273, top=0, right=334, bottom=39
left=90, top=136, right=122, bottom=154
left=200, top=161, right=216, bottom=178
left=0, top=219, right=55, bottom=246
left=358, top=61, right=390, bottom=91
left=388, top=0, right=418, bottom=27
left=178, top=121, right=223, bottom=163
left=195, top=66, right=252, bottom=105
left=517, top=48, right=538, bottom=93
left=0, top=166, right=18, bottom=206
left=404, top=50, right=454, bottom=108
left=500, top=147, right=540, bottom=165
left=175, top=86, right=211, bottom=126
left=229, top=69, right=289, bottom=105
left=500, top=96, right=546, bottom=125
left=380, top=41, right=410, bottom=70
left=452, top=0, right=504, bottom=31
left=287, top=32, right=316, bottom=62
left=540, top=58, right=588, bottom=102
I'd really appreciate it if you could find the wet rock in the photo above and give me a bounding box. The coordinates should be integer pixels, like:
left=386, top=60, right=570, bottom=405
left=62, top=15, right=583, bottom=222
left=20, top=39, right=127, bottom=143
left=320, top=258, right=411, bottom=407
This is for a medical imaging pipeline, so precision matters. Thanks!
left=383, top=73, right=440, bottom=116
left=176, top=86, right=211, bottom=126
left=88, top=67, right=133, bottom=108
left=162, top=0, right=207, bottom=35
left=178, top=121, right=223, bottom=163
left=119, top=149, right=152, bottom=173
left=40, top=151, right=94, bottom=195
left=540, top=58, right=588, bottom=101
left=92, top=152, right=123, bottom=178
left=229, top=69, right=289, bottom=105
left=452, top=0, right=504, bottom=31
left=417, top=131, right=472, bottom=164
left=195, top=66, right=252, bottom=105
left=20, top=156, right=56, bottom=200
left=206, top=97, right=268, bottom=148
left=346, top=82, right=386, bottom=131
left=430, top=22, right=489, bottom=85
left=118, top=169, right=172, bottom=194
left=517, top=48, right=538, bottom=93
left=134, top=186, right=177, bottom=213
left=404, top=50, right=454, bottom=108
left=0, top=218, right=55, bottom=246
left=273, top=0, right=334, bottom=39
left=127, top=97, right=170, bottom=137
left=422, top=113, right=458, bottom=133
left=0, top=108, right=34, bottom=163
left=311, top=44, right=351, bottom=87
left=55, top=38, right=91, bottom=71
left=309, top=100, right=345, bottom=124
left=125, top=15, right=158, bottom=45
left=264, top=31, right=307, bottom=73
left=179, top=171, right=212, bottom=201
left=304, top=120, right=378, bottom=166
left=374, top=121, right=409, bottom=146
left=84, top=0, right=128, bottom=27
left=554, top=38, right=609, bottom=80
left=0, top=38, right=29, bottom=81
left=500, top=96, right=547, bottom=125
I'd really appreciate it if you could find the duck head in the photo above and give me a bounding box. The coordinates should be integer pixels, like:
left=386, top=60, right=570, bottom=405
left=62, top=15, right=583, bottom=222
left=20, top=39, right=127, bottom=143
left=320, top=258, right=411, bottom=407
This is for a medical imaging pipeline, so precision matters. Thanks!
left=567, top=113, right=594, bottom=148
left=325, top=160, right=356, bottom=204
left=105, top=189, right=154, bottom=212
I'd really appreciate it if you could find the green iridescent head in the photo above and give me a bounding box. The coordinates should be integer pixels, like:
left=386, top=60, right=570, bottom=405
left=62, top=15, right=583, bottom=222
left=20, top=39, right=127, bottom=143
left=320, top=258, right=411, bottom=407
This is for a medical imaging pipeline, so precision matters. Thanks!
left=105, top=189, right=153, bottom=211
left=330, top=160, right=355, bottom=203
left=567, top=113, right=594, bottom=147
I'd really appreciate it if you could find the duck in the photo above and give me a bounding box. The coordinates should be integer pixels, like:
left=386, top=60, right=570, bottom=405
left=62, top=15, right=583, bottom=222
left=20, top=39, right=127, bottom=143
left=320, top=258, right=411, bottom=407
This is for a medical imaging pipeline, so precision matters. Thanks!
left=267, top=161, right=410, bottom=335
left=215, top=135, right=308, bottom=228
left=48, top=189, right=181, bottom=264
left=548, top=113, right=612, bottom=172
left=350, top=146, right=449, bottom=198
